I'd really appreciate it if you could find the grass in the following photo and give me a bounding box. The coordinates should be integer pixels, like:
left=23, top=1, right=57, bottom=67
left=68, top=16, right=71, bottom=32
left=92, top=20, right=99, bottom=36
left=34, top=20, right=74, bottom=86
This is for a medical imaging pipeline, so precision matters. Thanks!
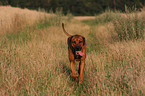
left=0, top=6, right=145, bottom=96
left=113, top=12, right=145, bottom=40
left=82, top=10, right=119, bottom=26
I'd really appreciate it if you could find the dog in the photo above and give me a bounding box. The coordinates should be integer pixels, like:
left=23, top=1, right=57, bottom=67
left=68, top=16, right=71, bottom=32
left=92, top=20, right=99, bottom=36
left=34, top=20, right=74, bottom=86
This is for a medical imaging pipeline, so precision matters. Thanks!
left=62, top=23, right=86, bottom=84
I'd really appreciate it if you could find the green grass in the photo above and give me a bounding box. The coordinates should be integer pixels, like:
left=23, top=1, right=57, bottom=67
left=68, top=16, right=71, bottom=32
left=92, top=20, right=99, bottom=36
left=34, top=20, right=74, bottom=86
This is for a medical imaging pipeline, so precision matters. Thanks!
left=81, top=19, right=96, bottom=26
left=87, top=27, right=103, bottom=53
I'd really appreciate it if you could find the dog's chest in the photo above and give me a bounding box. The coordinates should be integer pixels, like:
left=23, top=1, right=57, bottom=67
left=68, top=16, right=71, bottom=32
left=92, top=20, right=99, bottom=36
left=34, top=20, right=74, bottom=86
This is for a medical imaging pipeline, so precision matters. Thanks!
left=74, top=55, right=82, bottom=59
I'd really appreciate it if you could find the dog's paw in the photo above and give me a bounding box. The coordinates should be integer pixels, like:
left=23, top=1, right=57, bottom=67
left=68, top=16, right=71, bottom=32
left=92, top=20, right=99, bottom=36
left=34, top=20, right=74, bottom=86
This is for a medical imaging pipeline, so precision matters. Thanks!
left=72, top=73, right=79, bottom=78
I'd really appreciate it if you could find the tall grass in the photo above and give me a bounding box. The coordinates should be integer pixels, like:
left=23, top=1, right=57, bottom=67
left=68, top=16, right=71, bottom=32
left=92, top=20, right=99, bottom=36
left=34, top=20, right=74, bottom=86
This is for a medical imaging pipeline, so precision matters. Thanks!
left=113, top=12, right=145, bottom=40
left=83, top=9, right=145, bottom=41
left=47, top=8, right=64, bottom=26
left=0, top=6, right=145, bottom=96
left=81, top=10, right=119, bottom=26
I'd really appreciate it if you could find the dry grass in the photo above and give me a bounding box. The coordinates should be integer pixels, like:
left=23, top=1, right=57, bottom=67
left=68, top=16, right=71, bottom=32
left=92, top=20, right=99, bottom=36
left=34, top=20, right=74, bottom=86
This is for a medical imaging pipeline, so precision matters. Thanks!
left=0, top=6, right=145, bottom=96
left=0, top=6, right=50, bottom=34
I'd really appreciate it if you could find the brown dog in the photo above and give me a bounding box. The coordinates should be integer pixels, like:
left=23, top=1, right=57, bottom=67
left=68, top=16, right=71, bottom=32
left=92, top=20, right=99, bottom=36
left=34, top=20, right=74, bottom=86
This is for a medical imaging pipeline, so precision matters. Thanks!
left=62, top=23, right=86, bottom=84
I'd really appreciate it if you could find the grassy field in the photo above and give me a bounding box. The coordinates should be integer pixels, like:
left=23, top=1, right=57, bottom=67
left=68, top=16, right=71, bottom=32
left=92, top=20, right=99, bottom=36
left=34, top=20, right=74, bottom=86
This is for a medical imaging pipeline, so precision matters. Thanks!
left=0, top=6, right=145, bottom=96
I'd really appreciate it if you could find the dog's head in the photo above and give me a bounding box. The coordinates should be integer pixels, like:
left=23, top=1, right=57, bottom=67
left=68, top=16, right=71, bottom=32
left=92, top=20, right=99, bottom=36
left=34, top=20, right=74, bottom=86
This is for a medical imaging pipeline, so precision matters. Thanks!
left=68, top=35, right=85, bottom=56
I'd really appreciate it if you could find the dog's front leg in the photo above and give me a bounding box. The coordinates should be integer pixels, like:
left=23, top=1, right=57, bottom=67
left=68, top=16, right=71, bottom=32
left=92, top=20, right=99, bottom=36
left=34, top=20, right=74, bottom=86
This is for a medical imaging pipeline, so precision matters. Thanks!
left=79, top=60, right=85, bottom=84
left=70, top=61, right=78, bottom=82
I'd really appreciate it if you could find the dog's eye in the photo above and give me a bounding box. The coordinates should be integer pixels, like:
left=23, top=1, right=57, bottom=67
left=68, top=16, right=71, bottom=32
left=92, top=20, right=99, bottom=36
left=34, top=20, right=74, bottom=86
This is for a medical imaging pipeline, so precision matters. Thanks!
left=79, top=41, right=82, bottom=43
left=72, top=41, right=76, bottom=44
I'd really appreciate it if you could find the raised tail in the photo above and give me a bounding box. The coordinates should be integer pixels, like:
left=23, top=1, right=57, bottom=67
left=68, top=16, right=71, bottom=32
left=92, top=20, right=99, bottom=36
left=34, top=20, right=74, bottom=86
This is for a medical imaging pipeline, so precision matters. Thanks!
left=62, top=23, right=71, bottom=37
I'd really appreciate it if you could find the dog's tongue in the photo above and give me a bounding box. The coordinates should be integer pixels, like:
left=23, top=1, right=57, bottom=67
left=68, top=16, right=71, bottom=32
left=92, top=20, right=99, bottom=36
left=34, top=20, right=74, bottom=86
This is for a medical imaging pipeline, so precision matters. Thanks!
left=76, top=51, right=84, bottom=56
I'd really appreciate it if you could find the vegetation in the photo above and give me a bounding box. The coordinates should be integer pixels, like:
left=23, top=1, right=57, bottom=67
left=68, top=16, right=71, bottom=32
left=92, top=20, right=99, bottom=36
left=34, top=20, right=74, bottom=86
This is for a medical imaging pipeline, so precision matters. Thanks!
left=0, top=0, right=144, bottom=15
left=0, top=6, right=145, bottom=95
left=113, top=12, right=145, bottom=40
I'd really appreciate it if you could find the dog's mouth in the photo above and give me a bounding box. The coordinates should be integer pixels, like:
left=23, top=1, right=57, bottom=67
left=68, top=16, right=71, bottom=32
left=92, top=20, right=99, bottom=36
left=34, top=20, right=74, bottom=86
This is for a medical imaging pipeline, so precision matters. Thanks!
left=74, top=45, right=84, bottom=56
left=76, top=51, right=84, bottom=56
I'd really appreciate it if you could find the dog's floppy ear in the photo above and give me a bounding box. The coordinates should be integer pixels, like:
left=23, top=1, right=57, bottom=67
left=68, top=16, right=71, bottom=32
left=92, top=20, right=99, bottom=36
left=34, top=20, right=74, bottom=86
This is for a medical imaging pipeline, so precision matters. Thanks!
left=82, top=37, right=86, bottom=45
left=68, top=36, right=73, bottom=48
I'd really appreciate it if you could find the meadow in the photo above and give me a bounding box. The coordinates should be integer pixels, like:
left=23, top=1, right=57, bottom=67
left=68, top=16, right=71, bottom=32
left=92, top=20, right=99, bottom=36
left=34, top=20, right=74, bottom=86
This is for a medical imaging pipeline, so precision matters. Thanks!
left=0, top=6, right=145, bottom=96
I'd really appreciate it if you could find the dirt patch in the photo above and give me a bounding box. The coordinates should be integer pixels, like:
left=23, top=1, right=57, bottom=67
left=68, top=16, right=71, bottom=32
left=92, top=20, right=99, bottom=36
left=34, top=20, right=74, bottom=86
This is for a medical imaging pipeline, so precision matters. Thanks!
left=73, top=16, right=95, bottom=20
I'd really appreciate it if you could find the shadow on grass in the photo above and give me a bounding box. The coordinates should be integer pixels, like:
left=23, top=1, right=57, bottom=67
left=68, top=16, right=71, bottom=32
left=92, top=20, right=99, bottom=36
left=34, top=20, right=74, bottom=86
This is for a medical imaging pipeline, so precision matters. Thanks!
left=60, top=61, right=74, bottom=82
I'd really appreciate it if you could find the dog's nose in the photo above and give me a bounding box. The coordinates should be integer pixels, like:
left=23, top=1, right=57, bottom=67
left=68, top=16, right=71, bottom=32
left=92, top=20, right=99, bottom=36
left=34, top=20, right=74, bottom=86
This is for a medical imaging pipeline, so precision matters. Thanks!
left=75, top=46, right=81, bottom=51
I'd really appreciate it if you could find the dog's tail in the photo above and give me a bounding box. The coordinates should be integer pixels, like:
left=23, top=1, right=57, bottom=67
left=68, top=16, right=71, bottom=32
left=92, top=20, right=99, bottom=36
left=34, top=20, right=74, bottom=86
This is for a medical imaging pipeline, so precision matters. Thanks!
left=62, top=23, right=71, bottom=37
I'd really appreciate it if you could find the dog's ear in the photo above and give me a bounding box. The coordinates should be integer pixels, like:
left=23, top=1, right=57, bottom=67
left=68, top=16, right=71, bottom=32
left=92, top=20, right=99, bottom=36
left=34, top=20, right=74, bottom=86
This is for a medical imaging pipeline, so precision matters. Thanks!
left=68, top=36, right=73, bottom=48
left=82, top=37, right=86, bottom=45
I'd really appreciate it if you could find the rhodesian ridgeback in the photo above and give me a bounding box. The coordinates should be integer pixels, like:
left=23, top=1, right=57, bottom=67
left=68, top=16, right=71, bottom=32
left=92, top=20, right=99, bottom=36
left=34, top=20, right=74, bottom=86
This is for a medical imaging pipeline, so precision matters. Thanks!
left=62, top=23, right=86, bottom=84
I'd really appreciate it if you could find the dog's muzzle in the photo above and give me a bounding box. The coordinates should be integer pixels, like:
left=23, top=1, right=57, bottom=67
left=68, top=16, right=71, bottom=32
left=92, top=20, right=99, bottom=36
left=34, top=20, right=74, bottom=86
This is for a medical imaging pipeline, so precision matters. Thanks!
left=75, top=45, right=82, bottom=51
left=75, top=46, right=84, bottom=56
